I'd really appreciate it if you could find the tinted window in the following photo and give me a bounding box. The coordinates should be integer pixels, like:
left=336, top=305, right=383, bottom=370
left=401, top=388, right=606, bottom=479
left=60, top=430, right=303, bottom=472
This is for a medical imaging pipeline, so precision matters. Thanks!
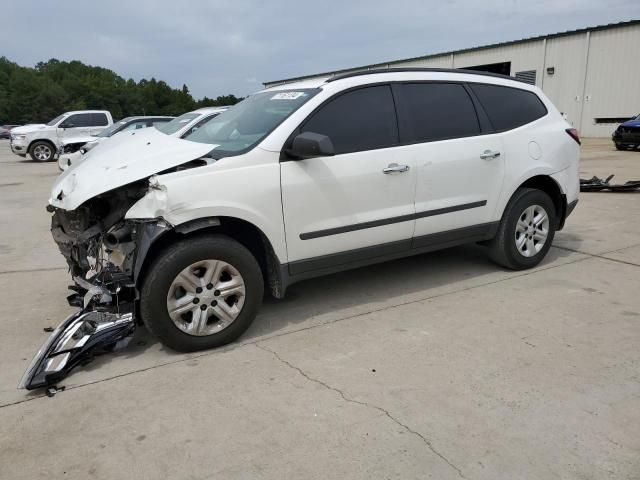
left=395, top=83, right=480, bottom=143
left=90, top=113, right=109, bottom=126
left=301, top=85, right=398, bottom=154
left=469, top=84, right=547, bottom=131
left=65, top=114, right=93, bottom=127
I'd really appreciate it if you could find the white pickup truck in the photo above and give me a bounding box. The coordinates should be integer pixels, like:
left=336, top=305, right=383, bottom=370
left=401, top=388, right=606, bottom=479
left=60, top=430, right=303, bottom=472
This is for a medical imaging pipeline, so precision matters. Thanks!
left=10, top=110, right=113, bottom=162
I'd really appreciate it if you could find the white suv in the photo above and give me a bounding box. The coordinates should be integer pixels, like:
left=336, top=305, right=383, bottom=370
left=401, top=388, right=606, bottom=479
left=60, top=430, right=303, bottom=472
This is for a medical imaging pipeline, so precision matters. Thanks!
left=22, top=69, right=580, bottom=388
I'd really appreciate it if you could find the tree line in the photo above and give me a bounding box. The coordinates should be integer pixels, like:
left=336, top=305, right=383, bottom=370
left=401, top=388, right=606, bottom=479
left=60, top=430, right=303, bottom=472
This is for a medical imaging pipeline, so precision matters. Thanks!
left=0, top=57, right=243, bottom=124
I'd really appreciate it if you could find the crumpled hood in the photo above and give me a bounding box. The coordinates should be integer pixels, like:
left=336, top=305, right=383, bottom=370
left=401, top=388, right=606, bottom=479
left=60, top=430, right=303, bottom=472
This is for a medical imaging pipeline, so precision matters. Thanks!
left=11, top=124, right=47, bottom=134
left=620, top=120, right=640, bottom=128
left=50, top=128, right=215, bottom=210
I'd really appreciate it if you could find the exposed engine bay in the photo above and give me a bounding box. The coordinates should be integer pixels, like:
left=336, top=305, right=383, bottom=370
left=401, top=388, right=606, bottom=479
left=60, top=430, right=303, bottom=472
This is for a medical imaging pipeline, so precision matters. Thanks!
left=51, top=180, right=146, bottom=283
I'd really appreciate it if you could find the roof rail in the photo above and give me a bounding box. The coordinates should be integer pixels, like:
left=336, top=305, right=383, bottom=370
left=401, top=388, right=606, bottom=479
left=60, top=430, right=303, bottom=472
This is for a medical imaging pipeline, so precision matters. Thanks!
left=325, top=67, right=524, bottom=83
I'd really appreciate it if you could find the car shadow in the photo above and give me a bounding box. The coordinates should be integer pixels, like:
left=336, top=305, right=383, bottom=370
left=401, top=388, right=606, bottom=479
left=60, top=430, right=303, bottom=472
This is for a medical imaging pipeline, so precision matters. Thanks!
left=75, top=237, right=581, bottom=375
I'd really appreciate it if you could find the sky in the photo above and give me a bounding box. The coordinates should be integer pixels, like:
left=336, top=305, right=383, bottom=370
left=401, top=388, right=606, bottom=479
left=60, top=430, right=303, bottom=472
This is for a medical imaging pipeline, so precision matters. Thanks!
left=1, top=0, right=638, bottom=99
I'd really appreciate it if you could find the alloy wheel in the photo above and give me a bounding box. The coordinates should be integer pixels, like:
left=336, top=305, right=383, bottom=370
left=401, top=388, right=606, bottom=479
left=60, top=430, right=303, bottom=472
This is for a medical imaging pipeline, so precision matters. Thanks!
left=514, top=204, right=549, bottom=258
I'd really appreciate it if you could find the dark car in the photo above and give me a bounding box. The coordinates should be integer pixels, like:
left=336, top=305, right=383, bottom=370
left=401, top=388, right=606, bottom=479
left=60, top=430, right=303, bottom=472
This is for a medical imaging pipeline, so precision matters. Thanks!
left=612, top=114, right=640, bottom=150
left=0, top=125, right=20, bottom=139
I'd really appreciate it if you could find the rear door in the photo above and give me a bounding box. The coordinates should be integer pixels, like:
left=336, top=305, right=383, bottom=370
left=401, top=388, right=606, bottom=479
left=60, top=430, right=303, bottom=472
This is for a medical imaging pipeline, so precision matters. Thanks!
left=393, top=82, right=504, bottom=246
left=88, top=112, right=110, bottom=135
left=280, top=85, right=417, bottom=274
left=57, top=113, right=95, bottom=140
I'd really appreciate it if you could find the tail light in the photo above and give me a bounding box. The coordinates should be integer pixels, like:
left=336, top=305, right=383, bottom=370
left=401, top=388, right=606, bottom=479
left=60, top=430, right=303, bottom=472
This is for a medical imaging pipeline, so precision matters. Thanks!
left=565, top=128, right=581, bottom=145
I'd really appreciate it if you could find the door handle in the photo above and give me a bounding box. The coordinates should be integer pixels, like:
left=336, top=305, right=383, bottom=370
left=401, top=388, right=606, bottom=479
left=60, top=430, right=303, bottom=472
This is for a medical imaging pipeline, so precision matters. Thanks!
left=480, top=150, right=501, bottom=160
left=383, top=163, right=410, bottom=174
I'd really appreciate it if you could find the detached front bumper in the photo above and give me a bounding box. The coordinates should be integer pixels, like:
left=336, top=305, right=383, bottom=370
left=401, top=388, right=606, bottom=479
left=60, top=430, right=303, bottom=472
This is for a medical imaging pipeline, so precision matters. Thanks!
left=19, top=309, right=135, bottom=390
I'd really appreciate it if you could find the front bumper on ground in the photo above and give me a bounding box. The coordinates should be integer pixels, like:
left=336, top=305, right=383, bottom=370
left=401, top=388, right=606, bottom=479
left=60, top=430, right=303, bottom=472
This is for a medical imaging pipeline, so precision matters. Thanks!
left=18, top=309, right=136, bottom=390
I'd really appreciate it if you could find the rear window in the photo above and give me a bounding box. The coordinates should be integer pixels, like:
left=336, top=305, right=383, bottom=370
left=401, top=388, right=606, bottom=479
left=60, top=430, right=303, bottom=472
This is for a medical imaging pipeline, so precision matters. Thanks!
left=394, top=83, right=480, bottom=143
left=469, top=84, right=547, bottom=132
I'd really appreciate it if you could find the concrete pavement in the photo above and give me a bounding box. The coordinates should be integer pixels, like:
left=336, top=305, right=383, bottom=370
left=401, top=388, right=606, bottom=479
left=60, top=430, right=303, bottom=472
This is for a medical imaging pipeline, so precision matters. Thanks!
left=0, top=138, right=639, bottom=479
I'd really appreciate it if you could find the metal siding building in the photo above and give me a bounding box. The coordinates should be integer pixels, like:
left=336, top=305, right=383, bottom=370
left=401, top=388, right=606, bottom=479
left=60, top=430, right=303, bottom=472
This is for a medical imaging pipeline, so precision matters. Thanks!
left=263, top=21, right=640, bottom=137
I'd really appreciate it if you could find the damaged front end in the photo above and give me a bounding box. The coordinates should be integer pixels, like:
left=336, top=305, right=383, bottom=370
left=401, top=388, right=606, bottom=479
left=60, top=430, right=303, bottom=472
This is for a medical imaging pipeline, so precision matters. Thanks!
left=20, top=127, right=216, bottom=390
left=20, top=182, right=171, bottom=390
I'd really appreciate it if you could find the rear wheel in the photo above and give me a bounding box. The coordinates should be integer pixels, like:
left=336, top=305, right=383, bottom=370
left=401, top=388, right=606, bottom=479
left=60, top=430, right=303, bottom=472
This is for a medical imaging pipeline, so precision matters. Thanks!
left=615, top=143, right=626, bottom=151
left=140, top=235, right=264, bottom=352
left=488, top=188, right=556, bottom=270
left=29, top=141, right=55, bottom=162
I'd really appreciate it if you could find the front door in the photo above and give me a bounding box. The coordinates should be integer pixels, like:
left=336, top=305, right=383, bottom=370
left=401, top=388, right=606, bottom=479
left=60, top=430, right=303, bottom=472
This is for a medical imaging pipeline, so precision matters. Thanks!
left=281, top=85, right=417, bottom=275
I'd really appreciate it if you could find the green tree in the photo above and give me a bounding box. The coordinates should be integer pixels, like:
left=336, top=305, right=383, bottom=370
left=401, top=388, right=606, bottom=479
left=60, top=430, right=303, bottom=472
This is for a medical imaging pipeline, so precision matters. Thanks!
left=0, top=57, right=243, bottom=124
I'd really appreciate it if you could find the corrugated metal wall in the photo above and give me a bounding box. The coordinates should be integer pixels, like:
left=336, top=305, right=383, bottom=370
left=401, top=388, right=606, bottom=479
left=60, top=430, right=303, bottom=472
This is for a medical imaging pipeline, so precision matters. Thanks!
left=581, top=25, right=640, bottom=136
left=264, top=23, right=640, bottom=137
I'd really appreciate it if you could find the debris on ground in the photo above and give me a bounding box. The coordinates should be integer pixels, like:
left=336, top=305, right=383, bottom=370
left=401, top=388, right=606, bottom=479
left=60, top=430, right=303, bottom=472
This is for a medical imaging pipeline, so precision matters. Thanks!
left=45, top=385, right=65, bottom=397
left=580, top=175, right=640, bottom=192
left=43, top=326, right=54, bottom=332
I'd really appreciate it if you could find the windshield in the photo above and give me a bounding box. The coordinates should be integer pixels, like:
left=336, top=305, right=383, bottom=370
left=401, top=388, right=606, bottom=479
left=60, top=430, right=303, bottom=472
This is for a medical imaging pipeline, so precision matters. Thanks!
left=96, top=118, right=135, bottom=138
left=635, top=114, right=640, bottom=121
left=47, top=114, right=66, bottom=127
left=183, top=89, right=319, bottom=156
left=156, top=113, right=200, bottom=135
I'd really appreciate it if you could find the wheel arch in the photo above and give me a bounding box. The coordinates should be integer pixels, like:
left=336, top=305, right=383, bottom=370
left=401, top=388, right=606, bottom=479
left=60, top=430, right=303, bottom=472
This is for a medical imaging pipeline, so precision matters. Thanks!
left=28, top=138, right=57, bottom=156
left=135, top=216, right=288, bottom=299
left=501, top=174, right=567, bottom=230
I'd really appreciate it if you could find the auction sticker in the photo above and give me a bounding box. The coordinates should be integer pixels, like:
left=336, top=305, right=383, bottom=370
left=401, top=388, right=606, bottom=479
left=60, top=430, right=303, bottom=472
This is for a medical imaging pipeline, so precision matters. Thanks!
left=271, top=92, right=306, bottom=100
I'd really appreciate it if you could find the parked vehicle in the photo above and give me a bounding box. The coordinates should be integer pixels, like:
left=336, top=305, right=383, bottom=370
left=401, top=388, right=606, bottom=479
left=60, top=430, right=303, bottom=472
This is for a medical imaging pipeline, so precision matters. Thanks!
left=0, top=125, right=20, bottom=139
left=21, top=68, right=580, bottom=389
left=10, top=111, right=113, bottom=162
left=612, top=114, right=640, bottom=150
left=155, top=107, right=229, bottom=137
left=57, top=116, right=174, bottom=171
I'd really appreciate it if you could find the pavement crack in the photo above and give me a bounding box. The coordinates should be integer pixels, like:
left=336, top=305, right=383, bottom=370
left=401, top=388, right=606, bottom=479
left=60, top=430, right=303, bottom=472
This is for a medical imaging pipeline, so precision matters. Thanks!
left=255, top=343, right=467, bottom=479
left=552, top=244, right=640, bottom=268
left=0, top=266, right=67, bottom=276
left=3, top=252, right=592, bottom=409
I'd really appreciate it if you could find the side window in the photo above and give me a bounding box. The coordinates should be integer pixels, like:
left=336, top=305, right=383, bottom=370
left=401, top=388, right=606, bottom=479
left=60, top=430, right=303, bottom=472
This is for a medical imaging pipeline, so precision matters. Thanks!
left=65, top=114, right=93, bottom=127
left=90, top=113, right=109, bottom=126
left=395, top=83, right=480, bottom=143
left=469, top=84, right=547, bottom=131
left=301, top=85, right=398, bottom=154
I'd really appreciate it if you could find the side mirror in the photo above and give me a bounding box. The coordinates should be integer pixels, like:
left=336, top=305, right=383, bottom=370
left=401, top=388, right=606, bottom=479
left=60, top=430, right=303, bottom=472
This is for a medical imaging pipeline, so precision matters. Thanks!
left=59, top=122, right=74, bottom=129
left=286, top=132, right=335, bottom=160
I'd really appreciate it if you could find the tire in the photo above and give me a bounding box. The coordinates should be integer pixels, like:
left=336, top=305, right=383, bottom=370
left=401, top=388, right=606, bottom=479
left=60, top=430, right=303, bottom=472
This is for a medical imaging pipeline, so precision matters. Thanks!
left=29, top=141, right=55, bottom=162
left=488, top=188, right=556, bottom=270
left=615, top=144, right=625, bottom=151
left=140, top=234, right=264, bottom=352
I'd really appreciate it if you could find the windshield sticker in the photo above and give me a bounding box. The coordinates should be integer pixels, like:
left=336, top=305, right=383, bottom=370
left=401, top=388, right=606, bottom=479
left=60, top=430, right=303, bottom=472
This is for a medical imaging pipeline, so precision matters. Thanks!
left=271, top=92, right=306, bottom=100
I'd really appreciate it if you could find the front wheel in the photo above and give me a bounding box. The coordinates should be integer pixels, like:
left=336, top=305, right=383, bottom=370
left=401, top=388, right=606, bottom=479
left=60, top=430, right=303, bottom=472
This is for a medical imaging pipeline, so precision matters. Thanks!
left=140, top=235, right=264, bottom=352
left=488, top=188, right=556, bottom=270
left=29, top=141, right=55, bottom=162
